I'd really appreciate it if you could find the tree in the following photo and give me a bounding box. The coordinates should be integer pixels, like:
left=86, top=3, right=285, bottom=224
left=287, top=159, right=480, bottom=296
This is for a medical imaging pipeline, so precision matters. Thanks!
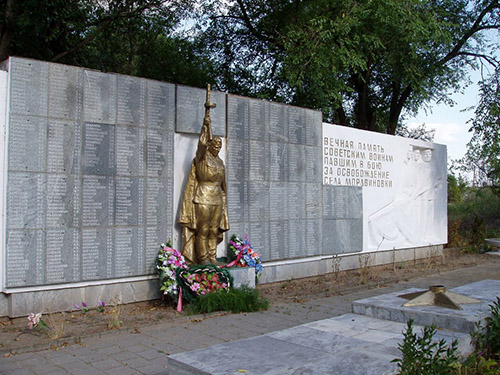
left=197, top=0, right=500, bottom=133
left=462, top=67, right=500, bottom=192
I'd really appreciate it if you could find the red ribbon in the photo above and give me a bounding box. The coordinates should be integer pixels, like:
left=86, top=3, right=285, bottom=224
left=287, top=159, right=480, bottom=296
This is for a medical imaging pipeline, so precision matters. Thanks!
left=177, top=288, right=183, bottom=312
left=222, top=251, right=243, bottom=268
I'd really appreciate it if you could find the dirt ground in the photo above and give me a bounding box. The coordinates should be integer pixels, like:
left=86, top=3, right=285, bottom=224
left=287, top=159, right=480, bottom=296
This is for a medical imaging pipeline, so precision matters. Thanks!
left=0, top=248, right=496, bottom=356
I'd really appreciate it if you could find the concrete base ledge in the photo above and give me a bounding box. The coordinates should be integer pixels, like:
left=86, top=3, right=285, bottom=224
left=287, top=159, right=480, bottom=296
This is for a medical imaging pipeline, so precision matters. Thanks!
left=259, top=245, right=443, bottom=284
left=4, top=278, right=161, bottom=318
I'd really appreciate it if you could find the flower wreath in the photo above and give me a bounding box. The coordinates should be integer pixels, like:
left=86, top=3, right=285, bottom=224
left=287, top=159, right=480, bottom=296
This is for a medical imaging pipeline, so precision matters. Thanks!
left=177, top=264, right=233, bottom=303
left=227, top=234, right=263, bottom=277
left=156, top=241, right=188, bottom=298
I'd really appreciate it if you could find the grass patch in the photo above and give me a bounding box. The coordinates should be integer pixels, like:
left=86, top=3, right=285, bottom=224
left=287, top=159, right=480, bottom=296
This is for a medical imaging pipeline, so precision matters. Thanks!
left=187, top=286, right=269, bottom=314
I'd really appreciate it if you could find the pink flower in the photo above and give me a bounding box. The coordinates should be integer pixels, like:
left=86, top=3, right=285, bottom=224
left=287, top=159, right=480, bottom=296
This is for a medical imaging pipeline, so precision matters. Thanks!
left=27, top=312, right=42, bottom=330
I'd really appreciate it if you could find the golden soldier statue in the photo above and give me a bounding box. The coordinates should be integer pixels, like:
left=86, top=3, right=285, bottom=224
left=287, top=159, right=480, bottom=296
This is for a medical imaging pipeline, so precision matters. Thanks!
left=178, top=84, right=229, bottom=265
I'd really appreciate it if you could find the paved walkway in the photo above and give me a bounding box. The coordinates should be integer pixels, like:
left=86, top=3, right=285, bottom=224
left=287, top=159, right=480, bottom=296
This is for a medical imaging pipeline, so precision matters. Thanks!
left=1, top=258, right=499, bottom=375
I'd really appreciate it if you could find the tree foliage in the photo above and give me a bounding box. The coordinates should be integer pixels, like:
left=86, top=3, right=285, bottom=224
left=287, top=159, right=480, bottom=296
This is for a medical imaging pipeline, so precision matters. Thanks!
left=463, top=67, right=500, bottom=192
left=196, top=0, right=500, bottom=133
left=0, top=0, right=216, bottom=87
left=1, top=0, right=499, bottom=134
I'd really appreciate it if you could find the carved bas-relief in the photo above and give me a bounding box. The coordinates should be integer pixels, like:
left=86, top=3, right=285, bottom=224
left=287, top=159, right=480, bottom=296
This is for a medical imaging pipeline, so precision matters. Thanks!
left=368, top=145, right=443, bottom=248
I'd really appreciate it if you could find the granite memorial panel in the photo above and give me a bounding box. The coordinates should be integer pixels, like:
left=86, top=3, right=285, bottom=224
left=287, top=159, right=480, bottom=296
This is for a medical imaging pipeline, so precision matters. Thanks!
left=176, top=85, right=225, bottom=136
left=82, top=122, right=116, bottom=175
left=116, top=125, right=145, bottom=176
left=8, top=115, right=47, bottom=172
left=47, top=119, right=81, bottom=174
left=9, top=57, right=48, bottom=117
left=46, top=174, right=80, bottom=228
left=6, top=172, right=46, bottom=229
left=147, top=80, right=175, bottom=130
left=248, top=98, right=267, bottom=141
left=6, top=229, right=45, bottom=287
left=81, top=228, right=113, bottom=280
left=45, top=228, right=79, bottom=283
left=116, top=75, right=146, bottom=127
left=228, top=95, right=249, bottom=139
left=48, top=63, right=82, bottom=120
left=83, top=70, right=116, bottom=124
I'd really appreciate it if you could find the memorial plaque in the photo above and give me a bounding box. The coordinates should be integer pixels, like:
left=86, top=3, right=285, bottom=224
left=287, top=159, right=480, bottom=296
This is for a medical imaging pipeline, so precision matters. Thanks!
left=288, top=144, right=306, bottom=182
left=228, top=95, right=248, bottom=139
left=248, top=181, right=269, bottom=222
left=46, top=228, right=79, bottom=283
left=146, top=177, right=172, bottom=229
left=269, top=220, right=288, bottom=260
left=147, top=80, right=175, bottom=130
left=306, top=183, right=322, bottom=219
left=83, top=70, right=116, bottom=124
left=288, top=182, right=305, bottom=219
left=116, top=126, right=145, bottom=176
left=48, top=63, right=82, bottom=120
left=227, top=138, right=249, bottom=182
left=306, top=219, right=322, bottom=256
left=8, top=115, right=47, bottom=172
left=288, top=106, right=305, bottom=145
left=269, top=102, right=288, bottom=143
left=47, top=120, right=81, bottom=174
left=270, top=142, right=289, bottom=182
left=115, top=177, right=144, bottom=226
left=176, top=85, right=226, bottom=137
left=249, top=221, right=270, bottom=261
left=248, top=98, right=268, bottom=141
left=47, top=174, right=80, bottom=228
left=6, top=173, right=46, bottom=229
left=6, top=229, right=45, bottom=287
left=82, top=176, right=114, bottom=227
left=81, top=228, right=113, bottom=280
left=9, top=57, right=48, bottom=117
left=288, top=219, right=306, bottom=258
left=114, top=227, right=143, bottom=277
left=117, top=75, right=146, bottom=126
left=227, top=181, right=249, bottom=224
left=82, top=122, right=116, bottom=175
left=249, top=140, right=268, bottom=181
left=146, top=128, right=173, bottom=178
left=305, top=109, right=322, bottom=147
left=269, top=182, right=288, bottom=220
left=305, top=145, right=322, bottom=182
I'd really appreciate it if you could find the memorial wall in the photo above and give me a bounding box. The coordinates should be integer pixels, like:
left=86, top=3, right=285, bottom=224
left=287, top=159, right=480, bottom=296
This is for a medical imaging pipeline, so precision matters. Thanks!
left=0, top=57, right=364, bottom=295
left=0, top=57, right=445, bottom=303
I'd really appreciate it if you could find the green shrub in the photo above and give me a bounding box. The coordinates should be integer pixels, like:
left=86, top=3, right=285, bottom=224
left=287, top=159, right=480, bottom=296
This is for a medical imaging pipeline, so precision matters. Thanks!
left=392, top=319, right=459, bottom=375
left=187, top=286, right=269, bottom=315
left=448, top=186, right=500, bottom=252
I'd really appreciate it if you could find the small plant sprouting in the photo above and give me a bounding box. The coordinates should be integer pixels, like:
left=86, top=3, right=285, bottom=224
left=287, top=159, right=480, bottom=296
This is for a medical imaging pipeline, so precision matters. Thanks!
left=97, top=301, right=106, bottom=313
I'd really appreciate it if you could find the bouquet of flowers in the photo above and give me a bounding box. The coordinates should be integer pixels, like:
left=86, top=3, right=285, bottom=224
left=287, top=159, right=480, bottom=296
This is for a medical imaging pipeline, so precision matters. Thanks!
left=178, top=265, right=232, bottom=302
left=156, top=241, right=188, bottom=298
left=227, top=234, right=263, bottom=277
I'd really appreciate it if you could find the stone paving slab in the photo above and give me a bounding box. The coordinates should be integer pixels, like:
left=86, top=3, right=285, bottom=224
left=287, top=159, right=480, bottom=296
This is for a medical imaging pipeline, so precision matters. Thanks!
left=352, top=279, right=500, bottom=333
left=166, top=313, right=471, bottom=375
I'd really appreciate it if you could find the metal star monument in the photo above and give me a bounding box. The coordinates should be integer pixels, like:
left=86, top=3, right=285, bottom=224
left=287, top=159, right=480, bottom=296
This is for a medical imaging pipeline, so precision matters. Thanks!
left=398, top=285, right=480, bottom=310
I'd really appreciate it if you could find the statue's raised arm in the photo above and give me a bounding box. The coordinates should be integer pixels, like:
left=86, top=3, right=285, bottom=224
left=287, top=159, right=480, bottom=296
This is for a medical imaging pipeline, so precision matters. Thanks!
left=179, top=84, right=229, bottom=265
left=195, top=84, right=216, bottom=163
